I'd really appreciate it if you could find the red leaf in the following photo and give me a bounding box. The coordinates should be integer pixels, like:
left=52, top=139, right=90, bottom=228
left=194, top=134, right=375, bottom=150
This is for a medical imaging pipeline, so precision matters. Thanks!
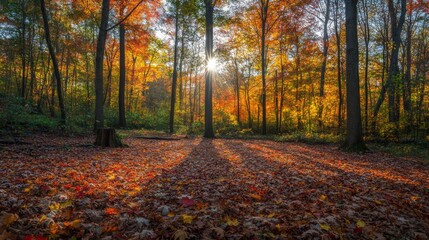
left=180, top=197, right=196, bottom=207
left=105, top=207, right=120, bottom=215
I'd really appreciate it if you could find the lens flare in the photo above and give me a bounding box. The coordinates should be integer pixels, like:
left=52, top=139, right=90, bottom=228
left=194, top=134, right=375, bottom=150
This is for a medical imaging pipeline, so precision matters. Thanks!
left=207, top=58, right=217, bottom=71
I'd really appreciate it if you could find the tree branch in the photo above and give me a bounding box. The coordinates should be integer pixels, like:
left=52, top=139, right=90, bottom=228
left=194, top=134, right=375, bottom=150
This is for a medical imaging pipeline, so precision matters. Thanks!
left=106, top=0, right=147, bottom=32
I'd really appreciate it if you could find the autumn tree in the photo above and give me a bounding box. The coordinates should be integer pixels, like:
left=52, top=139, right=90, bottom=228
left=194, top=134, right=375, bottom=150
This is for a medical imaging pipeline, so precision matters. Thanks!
left=40, top=0, right=66, bottom=123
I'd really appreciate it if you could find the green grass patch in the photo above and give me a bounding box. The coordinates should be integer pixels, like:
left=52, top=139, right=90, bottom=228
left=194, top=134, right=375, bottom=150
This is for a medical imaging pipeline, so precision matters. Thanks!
left=368, top=142, right=429, bottom=162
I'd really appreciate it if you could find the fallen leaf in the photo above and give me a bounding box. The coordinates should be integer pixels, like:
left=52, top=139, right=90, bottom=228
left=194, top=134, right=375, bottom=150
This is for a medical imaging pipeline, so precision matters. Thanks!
left=320, top=223, right=330, bottom=231
left=172, top=229, right=188, bottom=240
left=105, top=207, right=120, bottom=215
left=63, top=219, right=81, bottom=229
left=356, top=220, right=366, bottom=228
left=1, top=213, right=19, bottom=227
left=225, top=216, right=239, bottom=226
left=182, top=214, right=194, bottom=224
left=249, top=193, right=262, bottom=200
left=180, top=196, right=196, bottom=207
left=410, top=196, right=419, bottom=201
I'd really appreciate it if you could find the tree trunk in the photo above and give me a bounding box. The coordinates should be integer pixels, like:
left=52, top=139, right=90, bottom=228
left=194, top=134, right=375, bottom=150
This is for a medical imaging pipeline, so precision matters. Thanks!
left=359, top=0, right=370, bottom=133
left=387, top=0, right=406, bottom=123
left=234, top=59, right=241, bottom=125
left=119, top=22, right=126, bottom=128
left=170, top=6, right=179, bottom=134
left=94, top=0, right=110, bottom=130
left=178, top=35, right=185, bottom=110
left=21, top=1, right=27, bottom=100
left=279, top=65, right=285, bottom=133
left=204, top=1, right=215, bottom=138
left=261, top=0, right=269, bottom=135
left=341, top=0, right=367, bottom=152
left=95, top=128, right=123, bottom=147
left=334, top=0, right=343, bottom=129
left=403, top=4, right=412, bottom=132
left=372, top=11, right=390, bottom=132
left=319, top=0, right=330, bottom=129
left=40, top=0, right=66, bottom=123
left=274, top=70, right=279, bottom=132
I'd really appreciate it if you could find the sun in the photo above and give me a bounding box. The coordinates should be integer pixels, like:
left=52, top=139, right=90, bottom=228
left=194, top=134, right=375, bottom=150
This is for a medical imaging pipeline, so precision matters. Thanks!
left=207, top=57, right=217, bottom=72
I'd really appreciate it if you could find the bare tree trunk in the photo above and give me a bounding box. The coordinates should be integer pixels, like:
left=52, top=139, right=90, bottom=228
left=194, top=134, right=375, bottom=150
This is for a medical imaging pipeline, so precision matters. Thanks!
left=334, top=0, right=343, bottom=129
left=170, top=6, right=179, bottom=134
left=260, top=0, right=269, bottom=135
left=341, top=0, right=366, bottom=151
left=40, top=0, right=66, bottom=123
left=128, top=55, right=137, bottom=112
left=274, top=70, right=279, bottom=132
left=387, top=0, right=406, bottom=123
left=178, top=35, right=185, bottom=110
left=359, top=0, right=370, bottom=133
left=119, top=22, right=126, bottom=128
left=234, top=59, right=241, bottom=125
left=372, top=10, right=390, bottom=132
left=204, top=0, right=215, bottom=138
left=20, top=1, right=27, bottom=100
left=94, top=0, right=110, bottom=130
left=403, top=4, right=412, bottom=132
left=319, top=0, right=330, bottom=129
left=29, top=25, right=37, bottom=100
left=279, top=65, right=285, bottom=133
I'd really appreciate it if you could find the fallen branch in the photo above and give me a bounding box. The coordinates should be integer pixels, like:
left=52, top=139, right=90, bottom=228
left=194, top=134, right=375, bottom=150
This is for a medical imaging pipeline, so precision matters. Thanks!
left=133, top=136, right=182, bottom=141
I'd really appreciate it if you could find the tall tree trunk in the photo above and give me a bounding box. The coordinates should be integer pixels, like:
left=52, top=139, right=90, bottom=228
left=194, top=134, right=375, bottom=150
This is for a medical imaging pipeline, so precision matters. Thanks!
left=260, top=0, right=269, bottom=135
left=94, top=0, right=110, bottom=130
left=275, top=70, right=279, bottom=132
left=178, top=35, right=185, bottom=110
left=40, top=0, right=66, bottom=123
left=372, top=11, right=390, bottom=132
left=119, top=22, right=126, bottom=128
left=359, top=0, right=370, bottom=133
left=387, top=0, right=406, bottom=123
left=21, top=1, right=27, bottom=99
left=403, top=4, right=412, bottom=132
left=128, top=55, right=137, bottom=112
left=334, top=0, right=343, bottom=129
left=204, top=1, right=215, bottom=138
left=29, top=25, right=36, bottom=100
left=234, top=59, right=240, bottom=125
left=342, top=0, right=366, bottom=151
left=189, top=66, right=194, bottom=125
left=170, top=6, right=179, bottom=134
left=319, top=0, right=330, bottom=129
left=279, top=65, right=285, bottom=133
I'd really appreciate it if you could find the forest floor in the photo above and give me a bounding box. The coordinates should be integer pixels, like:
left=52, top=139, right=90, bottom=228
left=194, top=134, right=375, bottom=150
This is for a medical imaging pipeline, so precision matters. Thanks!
left=0, top=134, right=428, bottom=239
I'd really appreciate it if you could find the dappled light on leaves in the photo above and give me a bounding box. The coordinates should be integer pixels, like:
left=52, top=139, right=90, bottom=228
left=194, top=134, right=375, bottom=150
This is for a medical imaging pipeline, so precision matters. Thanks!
left=0, top=135, right=428, bottom=238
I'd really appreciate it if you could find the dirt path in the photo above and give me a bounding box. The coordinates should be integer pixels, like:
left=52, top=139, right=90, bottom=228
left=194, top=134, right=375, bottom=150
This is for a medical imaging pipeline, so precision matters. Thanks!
left=0, top=135, right=428, bottom=239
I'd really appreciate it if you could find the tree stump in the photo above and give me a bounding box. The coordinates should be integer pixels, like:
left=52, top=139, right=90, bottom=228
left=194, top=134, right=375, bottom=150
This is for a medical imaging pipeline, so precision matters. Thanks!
left=95, top=128, right=123, bottom=147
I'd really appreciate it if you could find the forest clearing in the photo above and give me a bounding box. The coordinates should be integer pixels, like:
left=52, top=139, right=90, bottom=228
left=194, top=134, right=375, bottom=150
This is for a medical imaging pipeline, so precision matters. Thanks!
left=1, top=0, right=429, bottom=238
left=0, top=134, right=428, bottom=239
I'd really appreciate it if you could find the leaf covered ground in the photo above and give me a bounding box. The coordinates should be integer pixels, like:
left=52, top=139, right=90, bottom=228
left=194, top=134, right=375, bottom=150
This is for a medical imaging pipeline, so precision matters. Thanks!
left=0, top=134, right=428, bottom=239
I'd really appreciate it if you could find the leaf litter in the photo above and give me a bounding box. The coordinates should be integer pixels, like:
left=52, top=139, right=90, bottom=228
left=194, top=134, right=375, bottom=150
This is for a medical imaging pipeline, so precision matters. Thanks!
left=0, top=134, right=428, bottom=239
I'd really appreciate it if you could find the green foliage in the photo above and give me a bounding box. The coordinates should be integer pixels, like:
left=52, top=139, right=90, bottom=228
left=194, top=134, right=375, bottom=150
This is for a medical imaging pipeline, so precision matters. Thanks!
left=187, top=121, right=204, bottom=135
left=0, top=94, right=58, bottom=134
left=369, top=141, right=429, bottom=162
left=214, top=109, right=240, bottom=135
left=274, top=132, right=343, bottom=144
